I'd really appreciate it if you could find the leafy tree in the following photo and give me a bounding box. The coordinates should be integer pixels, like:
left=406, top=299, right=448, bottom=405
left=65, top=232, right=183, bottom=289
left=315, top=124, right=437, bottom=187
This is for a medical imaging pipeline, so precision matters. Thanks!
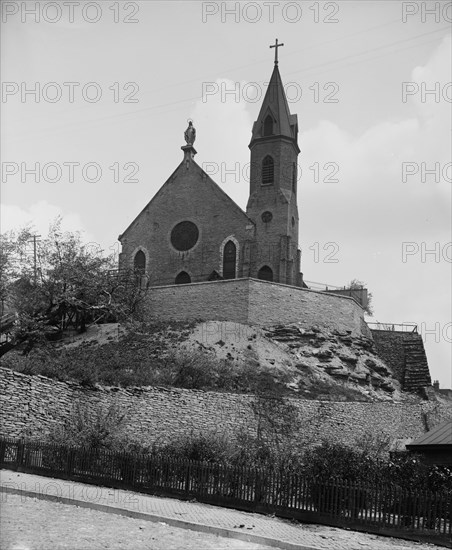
left=0, top=218, right=141, bottom=356
left=106, top=266, right=150, bottom=319
left=0, top=227, right=33, bottom=311
left=0, top=237, right=14, bottom=310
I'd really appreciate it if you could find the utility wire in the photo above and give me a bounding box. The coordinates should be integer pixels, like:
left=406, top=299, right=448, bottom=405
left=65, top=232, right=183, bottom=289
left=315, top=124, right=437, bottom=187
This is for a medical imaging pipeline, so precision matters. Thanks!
left=5, top=27, right=449, bottom=143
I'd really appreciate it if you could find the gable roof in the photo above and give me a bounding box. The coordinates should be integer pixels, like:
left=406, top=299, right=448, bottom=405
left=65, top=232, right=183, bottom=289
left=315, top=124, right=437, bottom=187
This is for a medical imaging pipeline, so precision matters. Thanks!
left=407, top=420, right=452, bottom=448
left=119, top=157, right=255, bottom=240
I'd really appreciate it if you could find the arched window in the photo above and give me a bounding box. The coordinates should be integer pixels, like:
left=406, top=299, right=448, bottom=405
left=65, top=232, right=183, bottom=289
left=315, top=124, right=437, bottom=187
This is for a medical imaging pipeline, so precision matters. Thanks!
left=262, top=155, right=274, bottom=185
left=134, top=250, right=146, bottom=274
left=222, top=240, right=236, bottom=279
left=258, top=266, right=273, bottom=282
left=175, top=271, right=191, bottom=284
left=263, top=115, right=273, bottom=136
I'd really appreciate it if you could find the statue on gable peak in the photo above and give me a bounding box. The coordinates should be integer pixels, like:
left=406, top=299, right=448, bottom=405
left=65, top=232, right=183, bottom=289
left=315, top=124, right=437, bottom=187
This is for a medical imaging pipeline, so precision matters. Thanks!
left=184, top=120, right=196, bottom=145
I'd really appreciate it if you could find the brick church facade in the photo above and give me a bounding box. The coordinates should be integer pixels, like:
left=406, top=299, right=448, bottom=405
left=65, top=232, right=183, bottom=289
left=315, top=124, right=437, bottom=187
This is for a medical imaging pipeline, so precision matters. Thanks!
left=118, top=53, right=303, bottom=288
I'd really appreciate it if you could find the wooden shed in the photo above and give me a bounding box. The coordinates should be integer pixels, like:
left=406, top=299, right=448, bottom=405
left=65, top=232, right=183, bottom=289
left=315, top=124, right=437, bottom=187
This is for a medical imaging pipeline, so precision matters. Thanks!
left=406, top=420, right=452, bottom=466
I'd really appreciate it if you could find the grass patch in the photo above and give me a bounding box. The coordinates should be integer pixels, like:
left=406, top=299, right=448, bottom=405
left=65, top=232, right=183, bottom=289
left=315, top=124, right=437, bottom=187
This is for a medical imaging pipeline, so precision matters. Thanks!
left=0, top=320, right=291, bottom=395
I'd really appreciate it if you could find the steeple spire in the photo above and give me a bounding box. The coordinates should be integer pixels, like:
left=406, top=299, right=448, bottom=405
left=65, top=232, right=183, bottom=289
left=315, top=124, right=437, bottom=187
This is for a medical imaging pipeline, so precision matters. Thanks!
left=249, top=52, right=299, bottom=149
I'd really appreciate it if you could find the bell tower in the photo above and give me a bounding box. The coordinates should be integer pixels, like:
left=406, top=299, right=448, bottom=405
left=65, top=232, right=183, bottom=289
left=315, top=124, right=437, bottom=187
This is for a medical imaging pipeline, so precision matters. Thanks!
left=246, top=40, right=301, bottom=286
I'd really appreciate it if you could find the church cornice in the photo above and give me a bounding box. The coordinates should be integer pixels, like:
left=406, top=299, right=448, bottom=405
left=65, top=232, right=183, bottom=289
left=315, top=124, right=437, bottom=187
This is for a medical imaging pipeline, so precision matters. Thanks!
left=248, top=134, right=300, bottom=154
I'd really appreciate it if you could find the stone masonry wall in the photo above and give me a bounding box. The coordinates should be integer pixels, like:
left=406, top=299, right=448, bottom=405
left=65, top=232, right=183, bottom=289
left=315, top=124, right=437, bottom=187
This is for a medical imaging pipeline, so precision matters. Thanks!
left=1, top=368, right=451, bottom=448
left=145, top=279, right=250, bottom=325
left=248, top=279, right=368, bottom=337
left=371, top=330, right=411, bottom=383
left=371, top=330, right=432, bottom=392
left=0, top=367, right=254, bottom=443
left=144, top=278, right=368, bottom=337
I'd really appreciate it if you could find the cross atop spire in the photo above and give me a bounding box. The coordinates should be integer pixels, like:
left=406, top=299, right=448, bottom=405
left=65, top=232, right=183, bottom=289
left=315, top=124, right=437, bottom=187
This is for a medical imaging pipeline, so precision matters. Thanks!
left=270, top=38, right=284, bottom=65
left=249, top=44, right=299, bottom=148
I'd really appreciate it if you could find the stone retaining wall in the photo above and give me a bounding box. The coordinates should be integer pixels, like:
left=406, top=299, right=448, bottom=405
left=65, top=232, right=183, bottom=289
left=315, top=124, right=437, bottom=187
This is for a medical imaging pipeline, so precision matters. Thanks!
left=1, top=368, right=451, bottom=448
left=144, top=278, right=369, bottom=337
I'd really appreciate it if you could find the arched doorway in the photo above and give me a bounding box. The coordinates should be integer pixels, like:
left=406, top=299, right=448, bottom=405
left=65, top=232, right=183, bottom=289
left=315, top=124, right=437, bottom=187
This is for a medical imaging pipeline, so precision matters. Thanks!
left=222, top=240, right=237, bottom=279
left=133, top=250, right=147, bottom=287
left=175, top=271, right=191, bottom=284
left=258, top=265, right=273, bottom=282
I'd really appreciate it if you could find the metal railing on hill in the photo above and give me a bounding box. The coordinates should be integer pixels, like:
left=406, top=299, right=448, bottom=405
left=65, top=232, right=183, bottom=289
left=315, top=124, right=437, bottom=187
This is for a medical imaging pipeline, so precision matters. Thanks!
left=0, top=313, right=16, bottom=347
left=303, top=280, right=346, bottom=291
left=0, top=438, right=450, bottom=546
left=367, top=323, right=418, bottom=333
left=0, top=313, right=16, bottom=333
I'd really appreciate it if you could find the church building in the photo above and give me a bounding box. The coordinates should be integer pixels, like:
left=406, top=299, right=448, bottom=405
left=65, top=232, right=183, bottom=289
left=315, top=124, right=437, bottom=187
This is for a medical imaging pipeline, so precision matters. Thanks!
left=118, top=41, right=304, bottom=288
left=115, top=43, right=433, bottom=395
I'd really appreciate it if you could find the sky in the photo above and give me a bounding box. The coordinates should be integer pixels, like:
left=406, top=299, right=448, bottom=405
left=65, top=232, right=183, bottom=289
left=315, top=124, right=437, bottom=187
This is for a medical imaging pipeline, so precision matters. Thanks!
left=1, top=0, right=451, bottom=387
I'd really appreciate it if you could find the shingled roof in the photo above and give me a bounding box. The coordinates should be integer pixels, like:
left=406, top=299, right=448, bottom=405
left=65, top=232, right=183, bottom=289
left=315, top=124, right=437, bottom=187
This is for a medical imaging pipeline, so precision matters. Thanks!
left=407, top=420, right=452, bottom=449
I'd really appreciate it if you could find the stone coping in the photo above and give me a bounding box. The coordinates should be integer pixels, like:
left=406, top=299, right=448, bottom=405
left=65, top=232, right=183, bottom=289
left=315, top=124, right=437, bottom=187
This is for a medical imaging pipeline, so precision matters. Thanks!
left=149, top=277, right=363, bottom=306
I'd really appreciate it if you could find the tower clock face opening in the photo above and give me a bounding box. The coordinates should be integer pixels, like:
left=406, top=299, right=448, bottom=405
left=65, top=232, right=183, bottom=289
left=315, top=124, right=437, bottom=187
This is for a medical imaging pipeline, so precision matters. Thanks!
left=261, top=211, right=273, bottom=223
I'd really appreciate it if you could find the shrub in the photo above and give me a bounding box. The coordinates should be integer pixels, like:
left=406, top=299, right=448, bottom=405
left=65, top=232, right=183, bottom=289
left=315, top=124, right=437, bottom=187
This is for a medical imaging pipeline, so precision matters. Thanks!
left=156, top=431, right=235, bottom=463
left=385, top=452, right=452, bottom=492
left=302, top=441, right=371, bottom=483
left=355, top=431, right=392, bottom=459
left=46, top=400, right=129, bottom=451
left=160, top=350, right=233, bottom=390
left=301, top=440, right=452, bottom=493
left=232, top=429, right=304, bottom=471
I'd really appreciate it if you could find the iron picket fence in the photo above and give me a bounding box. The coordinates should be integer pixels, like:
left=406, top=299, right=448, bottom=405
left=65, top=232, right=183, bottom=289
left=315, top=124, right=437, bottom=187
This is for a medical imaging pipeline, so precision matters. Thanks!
left=0, top=437, right=450, bottom=546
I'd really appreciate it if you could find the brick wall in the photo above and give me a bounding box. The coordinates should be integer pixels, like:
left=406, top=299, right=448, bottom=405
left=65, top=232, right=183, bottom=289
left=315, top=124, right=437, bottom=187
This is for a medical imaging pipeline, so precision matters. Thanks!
left=119, top=159, right=254, bottom=286
left=2, top=368, right=450, bottom=447
left=144, top=278, right=369, bottom=337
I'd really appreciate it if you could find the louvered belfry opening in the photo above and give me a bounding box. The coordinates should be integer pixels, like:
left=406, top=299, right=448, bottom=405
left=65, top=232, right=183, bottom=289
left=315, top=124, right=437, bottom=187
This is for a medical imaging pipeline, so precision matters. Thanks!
left=262, top=156, right=274, bottom=185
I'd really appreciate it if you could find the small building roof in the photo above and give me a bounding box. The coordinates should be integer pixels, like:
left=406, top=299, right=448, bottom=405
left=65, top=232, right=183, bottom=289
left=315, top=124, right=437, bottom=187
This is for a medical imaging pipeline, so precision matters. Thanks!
left=407, top=420, right=452, bottom=448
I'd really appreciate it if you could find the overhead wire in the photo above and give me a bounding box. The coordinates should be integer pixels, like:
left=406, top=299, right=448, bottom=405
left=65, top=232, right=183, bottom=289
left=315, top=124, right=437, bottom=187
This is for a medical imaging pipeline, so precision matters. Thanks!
left=5, top=26, right=450, bottom=143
